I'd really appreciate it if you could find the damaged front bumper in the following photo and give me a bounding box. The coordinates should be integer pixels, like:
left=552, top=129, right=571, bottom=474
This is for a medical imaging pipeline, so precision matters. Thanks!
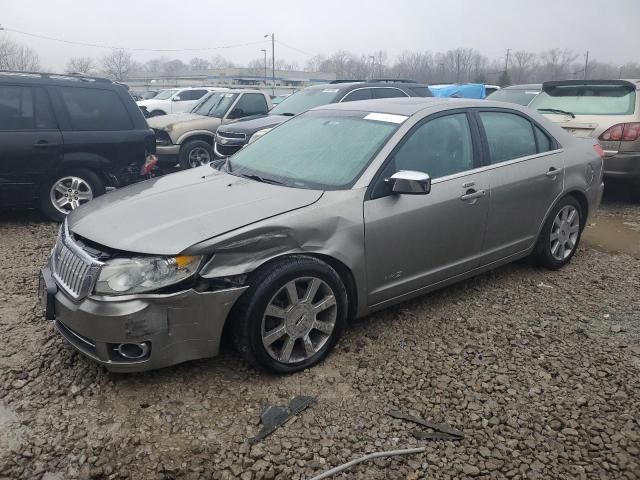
left=39, top=266, right=247, bottom=372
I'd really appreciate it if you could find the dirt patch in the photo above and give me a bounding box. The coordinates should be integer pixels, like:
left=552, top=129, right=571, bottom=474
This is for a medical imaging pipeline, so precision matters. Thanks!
left=583, top=216, right=640, bottom=257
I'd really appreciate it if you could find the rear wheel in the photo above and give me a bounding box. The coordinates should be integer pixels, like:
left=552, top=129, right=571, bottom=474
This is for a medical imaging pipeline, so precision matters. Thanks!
left=41, top=168, right=105, bottom=222
left=232, top=256, right=348, bottom=373
left=179, top=140, right=213, bottom=169
left=532, top=196, right=584, bottom=269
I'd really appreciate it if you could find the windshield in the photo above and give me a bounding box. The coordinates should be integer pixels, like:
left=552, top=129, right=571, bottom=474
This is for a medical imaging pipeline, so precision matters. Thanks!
left=487, top=88, right=540, bottom=106
left=530, top=84, right=636, bottom=115
left=192, top=92, right=238, bottom=117
left=270, top=87, right=342, bottom=115
left=154, top=89, right=178, bottom=100
left=226, top=110, right=402, bottom=189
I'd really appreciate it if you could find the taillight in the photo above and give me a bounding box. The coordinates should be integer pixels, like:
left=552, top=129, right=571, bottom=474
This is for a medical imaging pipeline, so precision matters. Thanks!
left=593, top=143, right=605, bottom=159
left=141, top=154, right=158, bottom=175
left=599, top=123, right=640, bottom=142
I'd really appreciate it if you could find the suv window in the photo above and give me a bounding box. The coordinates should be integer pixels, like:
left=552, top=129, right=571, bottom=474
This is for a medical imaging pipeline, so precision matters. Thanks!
left=0, top=86, right=56, bottom=130
left=178, top=89, right=207, bottom=101
left=60, top=87, right=133, bottom=131
left=531, top=84, right=636, bottom=115
left=392, top=113, right=474, bottom=178
left=372, top=88, right=408, bottom=99
left=479, top=112, right=537, bottom=163
left=342, top=88, right=372, bottom=102
left=231, top=93, right=269, bottom=117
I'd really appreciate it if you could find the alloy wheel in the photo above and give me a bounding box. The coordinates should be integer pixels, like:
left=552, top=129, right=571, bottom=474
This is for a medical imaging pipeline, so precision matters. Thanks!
left=188, top=147, right=211, bottom=167
left=49, top=176, right=93, bottom=215
left=261, top=277, right=338, bottom=364
left=550, top=205, right=580, bottom=261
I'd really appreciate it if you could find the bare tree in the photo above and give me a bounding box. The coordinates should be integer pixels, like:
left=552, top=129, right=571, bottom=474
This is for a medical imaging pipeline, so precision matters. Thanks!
left=305, top=54, right=326, bottom=72
left=538, top=48, right=578, bottom=81
left=210, top=54, right=235, bottom=69
left=66, top=56, right=95, bottom=74
left=189, top=57, right=210, bottom=71
left=511, top=51, right=537, bottom=84
left=101, top=49, right=134, bottom=81
left=0, top=38, right=39, bottom=72
left=392, top=51, right=434, bottom=82
left=162, top=59, right=187, bottom=75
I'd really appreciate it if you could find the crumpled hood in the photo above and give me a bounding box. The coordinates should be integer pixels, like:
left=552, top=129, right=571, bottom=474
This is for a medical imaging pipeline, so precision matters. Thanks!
left=67, top=167, right=323, bottom=255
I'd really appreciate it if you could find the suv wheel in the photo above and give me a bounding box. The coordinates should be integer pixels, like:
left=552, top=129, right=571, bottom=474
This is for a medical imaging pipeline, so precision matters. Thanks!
left=532, top=196, right=584, bottom=269
left=179, top=140, right=213, bottom=169
left=233, top=256, right=348, bottom=373
left=41, top=168, right=105, bottom=221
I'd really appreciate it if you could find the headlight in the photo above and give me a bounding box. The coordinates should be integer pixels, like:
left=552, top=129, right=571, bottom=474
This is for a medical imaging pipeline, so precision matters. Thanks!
left=95, top=255, right=202, bottom=295
left=248, top=128, right=272, bottom=144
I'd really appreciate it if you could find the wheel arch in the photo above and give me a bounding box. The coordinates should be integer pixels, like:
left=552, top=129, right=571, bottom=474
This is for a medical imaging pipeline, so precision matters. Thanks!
left=533, top=189, right=589, bottom=250
left=177, top=132, right=215, bottom=146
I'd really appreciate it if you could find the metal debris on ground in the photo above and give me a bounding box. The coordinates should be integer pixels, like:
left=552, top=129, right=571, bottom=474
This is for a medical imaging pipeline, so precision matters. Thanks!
left=387, top=410, right=464, bottom=441
left=307, top=446, right=427, bottom=480
left=249, top=395, right=316, bottom=444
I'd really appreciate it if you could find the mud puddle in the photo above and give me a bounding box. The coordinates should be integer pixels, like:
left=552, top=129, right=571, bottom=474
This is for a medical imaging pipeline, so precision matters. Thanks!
left=582, top=216, right=640, bottom=256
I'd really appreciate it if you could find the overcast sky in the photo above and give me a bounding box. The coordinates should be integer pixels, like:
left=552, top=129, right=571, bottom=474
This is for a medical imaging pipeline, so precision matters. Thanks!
left=1, top=0, right=639, bottom=71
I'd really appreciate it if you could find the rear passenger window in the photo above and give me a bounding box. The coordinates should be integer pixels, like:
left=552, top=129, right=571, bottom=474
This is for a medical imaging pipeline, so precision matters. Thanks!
left=342, top=89, right=372, bottom=102
left=0, top=86, right=56, bottom=130
left=372, top=88, right=408, bottom=99
left=479, top=112, right=537, bottom=163
left=179, top=89, right=207, bottom=101
left=59, top=87, right=133, bottom=131
left=534, top=126, right=553, bottom=152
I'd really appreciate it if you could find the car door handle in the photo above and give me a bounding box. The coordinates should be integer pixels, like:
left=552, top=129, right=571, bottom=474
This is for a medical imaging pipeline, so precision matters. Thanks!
left=460, top=189, right=485, bottom=201
left=33, top=141, right=59, bottom=148
left=546, top=167, right=563, bottom=177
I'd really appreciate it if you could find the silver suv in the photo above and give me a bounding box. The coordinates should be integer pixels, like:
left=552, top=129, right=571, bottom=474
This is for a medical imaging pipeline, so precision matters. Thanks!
left=531, top=80, right=640, bottom=183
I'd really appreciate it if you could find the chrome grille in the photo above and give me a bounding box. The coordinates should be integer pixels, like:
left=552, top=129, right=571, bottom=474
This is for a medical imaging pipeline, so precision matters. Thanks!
left=50, top=222, right=103, bottom=300
left=217, top=131, right=246, bottom=140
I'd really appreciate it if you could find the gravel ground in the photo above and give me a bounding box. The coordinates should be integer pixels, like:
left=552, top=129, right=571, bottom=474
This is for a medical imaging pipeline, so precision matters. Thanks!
left=0, top=194, right=639, bottom=480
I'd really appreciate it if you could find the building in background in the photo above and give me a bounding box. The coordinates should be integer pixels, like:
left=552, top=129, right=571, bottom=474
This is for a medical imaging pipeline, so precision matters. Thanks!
left=125, top=68, right=336, bottom=96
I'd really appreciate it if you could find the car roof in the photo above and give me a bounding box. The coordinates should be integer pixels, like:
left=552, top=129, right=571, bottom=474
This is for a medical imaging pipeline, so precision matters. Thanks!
left=0, top=70, right=116, bottom=88
left=306, top=81, right=430, bottom=91
left=313, top=97, right=527, bottom=116
left=502, top=84, right=542, bottom=90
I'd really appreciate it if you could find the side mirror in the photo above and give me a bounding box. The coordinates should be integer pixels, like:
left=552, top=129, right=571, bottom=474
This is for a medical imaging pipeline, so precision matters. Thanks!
left=172, top=96, right=181, bottom=102
left=386, top=170, right=431, bottom=195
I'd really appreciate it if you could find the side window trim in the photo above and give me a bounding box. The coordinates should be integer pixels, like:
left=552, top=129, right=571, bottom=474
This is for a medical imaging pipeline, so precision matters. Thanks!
left=472, top=107, right=562, bottom=166
left=366, top=109, right=480, bottom=200
left=340, top=87, right=372, bottom=103
left=339, top=86, right=409, bottom=103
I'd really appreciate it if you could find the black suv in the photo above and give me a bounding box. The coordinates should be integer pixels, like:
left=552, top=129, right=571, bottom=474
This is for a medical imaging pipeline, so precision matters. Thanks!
left=214, top=80, right=432, bottom=157
left=0, top=71, right=155, bottom=221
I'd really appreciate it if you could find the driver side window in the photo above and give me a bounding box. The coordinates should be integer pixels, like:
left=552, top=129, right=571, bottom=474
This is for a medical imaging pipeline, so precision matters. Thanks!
left=393, top=113, right=474, bottom=178
left=371, top=113, right=474, bottom=199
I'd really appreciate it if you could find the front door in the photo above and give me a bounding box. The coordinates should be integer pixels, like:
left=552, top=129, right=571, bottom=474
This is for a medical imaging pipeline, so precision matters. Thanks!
left=0, top=85, right=62, bottom=208
left=364, top=111, right=491, bottom=306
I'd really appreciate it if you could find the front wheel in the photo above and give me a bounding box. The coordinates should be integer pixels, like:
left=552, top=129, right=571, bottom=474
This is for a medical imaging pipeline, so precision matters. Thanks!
left=532, top=196, right=584, bottom=269
left=179, top=140, right=213, bottom=169
left=232, top=256, right=348, bottom=373
left=40, top=168, right=105, bottom=222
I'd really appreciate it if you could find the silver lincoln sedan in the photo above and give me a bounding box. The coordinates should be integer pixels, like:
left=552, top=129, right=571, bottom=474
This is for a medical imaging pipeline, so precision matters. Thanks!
left=39, top=98, right=604, bottom=373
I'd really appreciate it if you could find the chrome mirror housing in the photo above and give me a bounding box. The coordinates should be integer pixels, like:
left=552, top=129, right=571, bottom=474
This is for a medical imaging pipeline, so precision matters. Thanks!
left=387, top=170, right=431, bottom=195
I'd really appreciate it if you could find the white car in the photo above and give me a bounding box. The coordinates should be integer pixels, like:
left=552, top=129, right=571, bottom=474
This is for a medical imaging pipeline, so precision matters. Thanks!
left=137, top=87, right=227, bottom=117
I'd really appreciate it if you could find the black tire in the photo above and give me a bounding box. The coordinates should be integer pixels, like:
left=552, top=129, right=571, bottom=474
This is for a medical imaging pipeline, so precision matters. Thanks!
left=178, top=140, right=213, bottom=169
left=148, top=110, right=165, bottom=117
left=532, top=195, right=584, bottom=270
left=232, top=256, right=348, bottom=373
left=40, top=168, right=105, bottom=222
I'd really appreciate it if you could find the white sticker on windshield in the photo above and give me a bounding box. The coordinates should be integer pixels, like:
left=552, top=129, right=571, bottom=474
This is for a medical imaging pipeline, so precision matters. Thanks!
left=322, top=89, right=340, bottom=93
left=364, top=113, right=408, bottom=124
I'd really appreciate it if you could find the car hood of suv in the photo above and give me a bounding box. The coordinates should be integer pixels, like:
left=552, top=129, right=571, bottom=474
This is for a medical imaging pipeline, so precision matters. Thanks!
left=67, top=167, right=323, bottom=255
left=218, top=114, right=292, bottom=136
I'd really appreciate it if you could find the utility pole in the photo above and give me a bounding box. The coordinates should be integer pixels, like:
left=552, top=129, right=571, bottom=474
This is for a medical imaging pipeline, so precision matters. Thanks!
left=504, top=48, right=511, bottom=72
left=619, top=66, right=623, bottom=79
left=369, top=55, right=375, bottom=80
left=264, top=33, right=275, bottom=96
left=584, top=51, right=589, bottom=79
left=261, top=49, right=267, bottom=85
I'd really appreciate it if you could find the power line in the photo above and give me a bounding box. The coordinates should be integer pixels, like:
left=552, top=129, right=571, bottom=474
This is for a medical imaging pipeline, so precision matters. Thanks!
left=3, top=27, right=268, bottom=53
left=275, top=40, right=315, bottom=57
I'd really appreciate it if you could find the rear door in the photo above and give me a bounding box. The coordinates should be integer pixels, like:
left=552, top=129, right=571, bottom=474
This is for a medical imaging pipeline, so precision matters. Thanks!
left=475, top=109, right=564, bottom=264
left=0, top=84, right=62, bottom=207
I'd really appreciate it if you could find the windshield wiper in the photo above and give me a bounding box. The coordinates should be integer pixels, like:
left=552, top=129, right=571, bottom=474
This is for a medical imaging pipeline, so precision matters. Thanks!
left=237, top=172, right=285, bottom=186
left=537, top=108, right=575, bottom=119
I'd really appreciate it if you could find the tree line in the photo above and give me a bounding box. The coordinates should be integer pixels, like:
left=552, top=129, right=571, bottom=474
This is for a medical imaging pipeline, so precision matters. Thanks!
left=2, top=35, right=639, bottom=85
